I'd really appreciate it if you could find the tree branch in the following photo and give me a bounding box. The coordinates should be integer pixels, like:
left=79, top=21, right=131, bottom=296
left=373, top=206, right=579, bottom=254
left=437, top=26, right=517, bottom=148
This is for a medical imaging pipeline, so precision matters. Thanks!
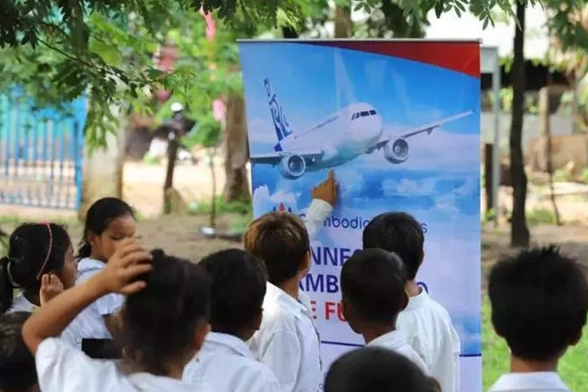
left=37, top=37, right=147, bottom=85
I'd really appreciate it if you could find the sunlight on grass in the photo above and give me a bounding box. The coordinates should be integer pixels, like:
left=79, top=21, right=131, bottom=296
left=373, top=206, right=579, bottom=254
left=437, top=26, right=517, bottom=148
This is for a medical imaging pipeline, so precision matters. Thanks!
left=482, top=297, right=588, bottom=391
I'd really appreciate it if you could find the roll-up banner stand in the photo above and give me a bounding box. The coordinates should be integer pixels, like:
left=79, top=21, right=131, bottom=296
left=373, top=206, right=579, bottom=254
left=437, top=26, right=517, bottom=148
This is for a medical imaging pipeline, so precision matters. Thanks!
left=239, top=39, right=481, bottom=392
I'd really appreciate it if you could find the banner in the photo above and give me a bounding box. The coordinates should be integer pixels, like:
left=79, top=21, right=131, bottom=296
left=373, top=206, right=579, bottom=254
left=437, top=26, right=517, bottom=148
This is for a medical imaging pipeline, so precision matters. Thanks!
left=239, top=40, right=481, bottom=392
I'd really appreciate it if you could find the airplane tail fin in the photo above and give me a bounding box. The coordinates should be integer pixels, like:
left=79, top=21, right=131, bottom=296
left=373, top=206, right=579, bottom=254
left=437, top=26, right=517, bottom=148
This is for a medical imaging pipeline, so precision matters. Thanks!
left=264, top=78, right=294, bottom=152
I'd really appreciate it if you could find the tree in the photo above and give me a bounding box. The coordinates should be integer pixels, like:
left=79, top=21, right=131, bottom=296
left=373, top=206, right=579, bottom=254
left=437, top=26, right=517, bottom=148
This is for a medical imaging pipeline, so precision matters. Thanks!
left=183, top=114, right=222, bottom=228
left=509, top=1, right=529, bottom=247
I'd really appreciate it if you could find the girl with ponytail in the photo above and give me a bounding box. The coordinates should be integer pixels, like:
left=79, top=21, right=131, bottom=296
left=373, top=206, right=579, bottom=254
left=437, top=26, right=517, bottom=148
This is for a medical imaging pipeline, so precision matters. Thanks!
left=72, top=197, right=136, bottom=343
left=0, top=223, right=76, bottom=314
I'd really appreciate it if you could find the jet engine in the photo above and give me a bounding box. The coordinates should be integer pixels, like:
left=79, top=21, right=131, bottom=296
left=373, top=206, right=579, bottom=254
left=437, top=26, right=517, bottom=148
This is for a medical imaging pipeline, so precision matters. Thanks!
left=279, top=154, right=306, bottom=179
left=383, top=138, right=410, bottom=164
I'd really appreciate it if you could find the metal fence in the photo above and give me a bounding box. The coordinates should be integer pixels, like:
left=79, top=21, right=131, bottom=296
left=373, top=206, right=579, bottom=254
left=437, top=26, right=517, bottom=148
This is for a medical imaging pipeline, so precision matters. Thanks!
left=0, top=94, right=85, bottom=210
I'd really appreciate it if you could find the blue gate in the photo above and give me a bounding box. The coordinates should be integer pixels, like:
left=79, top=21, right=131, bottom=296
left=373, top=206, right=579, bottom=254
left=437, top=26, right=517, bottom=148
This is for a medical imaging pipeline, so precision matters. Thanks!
left=0, top=93, right=86, bottom=210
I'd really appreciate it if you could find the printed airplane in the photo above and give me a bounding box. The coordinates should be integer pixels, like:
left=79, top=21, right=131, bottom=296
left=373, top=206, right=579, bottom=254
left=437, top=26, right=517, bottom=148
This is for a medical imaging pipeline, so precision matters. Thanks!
left=250, top=78, right=473, bottom=179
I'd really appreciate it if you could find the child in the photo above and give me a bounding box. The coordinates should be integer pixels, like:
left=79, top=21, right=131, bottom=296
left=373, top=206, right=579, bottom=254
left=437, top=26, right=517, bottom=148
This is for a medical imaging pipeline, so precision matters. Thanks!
left=244, top=212, right=322, bottom=392
left=363, top=212, right=460, bottom=392
left=340, top=248, right=429, bottom=373
left=22, top=240, right=213, bottom=392
left=0, top=223, right=76, bottom=313
left=487, top=246, right=588, bottom=392
left=183, top=249, right=279, bottom=392
left=73, top=197, right=136, bottom=342
left=324, top=347, right=438, bottom=392
left=0, top=312, right=39, bottom=392
left=242, top=170, right=337, bottom=392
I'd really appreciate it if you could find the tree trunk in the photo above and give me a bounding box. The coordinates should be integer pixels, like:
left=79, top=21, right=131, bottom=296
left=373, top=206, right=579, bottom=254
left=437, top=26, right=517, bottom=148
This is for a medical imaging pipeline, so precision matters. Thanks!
left=163, top=132, right=179, bottom=215
left=539, top=86, right=561, bottom=226
left=223, top=93, right=251, bottom=202
left=510, top=2, right=530, bottom=247
left=334, top=5, right=352, bottom=38
left=209, top=148, right=217, bottom=229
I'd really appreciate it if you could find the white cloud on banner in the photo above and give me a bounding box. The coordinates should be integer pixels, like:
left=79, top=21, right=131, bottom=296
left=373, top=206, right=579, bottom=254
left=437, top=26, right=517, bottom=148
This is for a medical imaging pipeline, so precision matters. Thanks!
left=252, top=185, right=300, bottom=215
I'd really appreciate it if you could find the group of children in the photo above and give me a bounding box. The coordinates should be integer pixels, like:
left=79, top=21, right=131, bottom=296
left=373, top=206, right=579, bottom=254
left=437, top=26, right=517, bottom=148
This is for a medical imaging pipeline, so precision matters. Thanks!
left=0, top=169, right=586, bottom=392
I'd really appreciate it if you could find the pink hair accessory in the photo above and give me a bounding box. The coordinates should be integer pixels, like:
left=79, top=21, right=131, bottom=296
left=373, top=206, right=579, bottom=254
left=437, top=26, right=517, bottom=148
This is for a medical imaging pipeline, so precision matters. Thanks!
left=36, top=222, right=53, bottom=280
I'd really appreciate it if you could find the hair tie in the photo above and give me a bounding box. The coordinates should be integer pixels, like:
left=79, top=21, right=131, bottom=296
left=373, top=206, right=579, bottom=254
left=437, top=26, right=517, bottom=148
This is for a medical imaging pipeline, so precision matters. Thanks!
left=5, top=258, right=20, bottom=288
left=36, top=222, right=53, bottom=280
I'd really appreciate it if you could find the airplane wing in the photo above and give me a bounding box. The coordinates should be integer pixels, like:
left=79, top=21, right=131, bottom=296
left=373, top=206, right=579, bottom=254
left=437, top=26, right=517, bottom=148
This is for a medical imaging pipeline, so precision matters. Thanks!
left=250, top=149, right=324, bottom=165
left=369, top=111, right=473, bottom=151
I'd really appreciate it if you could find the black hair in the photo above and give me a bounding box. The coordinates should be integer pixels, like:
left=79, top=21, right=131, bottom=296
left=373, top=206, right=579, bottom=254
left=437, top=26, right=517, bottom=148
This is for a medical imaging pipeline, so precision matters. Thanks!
left=489, top=246, right=588, bottom=361
left=0, top=312, right=37, bottom=392
left=340, top=249, right=407, bottom=324
left=78, top=197, right=135, bottom=258
left=324, top=346, right=433, bottom=392
left=244, top=212, right=309, bottom=285
left=363, top=212, right=424, bottom=280
left=200, top=249, right=267, bottom=336
left=122, top=249, right=210, bottom=375
left=0, top=223, right=71, bottom=313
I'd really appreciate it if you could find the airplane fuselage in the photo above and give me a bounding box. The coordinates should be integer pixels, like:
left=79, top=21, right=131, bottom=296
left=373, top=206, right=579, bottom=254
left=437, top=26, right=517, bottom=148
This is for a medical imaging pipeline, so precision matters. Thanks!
left=278, top=103, right=383, bottom=170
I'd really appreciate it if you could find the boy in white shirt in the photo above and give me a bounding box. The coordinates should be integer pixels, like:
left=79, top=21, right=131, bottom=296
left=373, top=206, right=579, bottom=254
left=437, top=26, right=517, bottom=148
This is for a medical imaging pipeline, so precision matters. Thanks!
left=487, top=246, right=588, bottom=392
left=363, top=212, right=460, bottom=392
left=183, top=249, right=280, bottom=392
left=244, top=170, right=337, bottom=392
left=22, top=240, right=213, bottom=392
left=339, top=249, right=429, bottom=374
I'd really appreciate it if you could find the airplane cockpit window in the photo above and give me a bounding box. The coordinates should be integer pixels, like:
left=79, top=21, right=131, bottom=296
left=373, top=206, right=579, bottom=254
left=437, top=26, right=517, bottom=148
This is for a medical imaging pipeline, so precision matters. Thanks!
left=352, top=110, right=376, bottom=120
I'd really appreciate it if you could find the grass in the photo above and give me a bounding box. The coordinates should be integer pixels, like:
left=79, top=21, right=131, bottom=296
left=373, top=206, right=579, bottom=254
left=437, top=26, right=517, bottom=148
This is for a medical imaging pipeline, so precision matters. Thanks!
left=482, top=296, right=588, bottom=391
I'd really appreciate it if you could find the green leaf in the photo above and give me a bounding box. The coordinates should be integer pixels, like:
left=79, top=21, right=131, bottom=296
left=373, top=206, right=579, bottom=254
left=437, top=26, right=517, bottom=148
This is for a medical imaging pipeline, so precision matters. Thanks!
left=435, top=2, right=444, bottom=17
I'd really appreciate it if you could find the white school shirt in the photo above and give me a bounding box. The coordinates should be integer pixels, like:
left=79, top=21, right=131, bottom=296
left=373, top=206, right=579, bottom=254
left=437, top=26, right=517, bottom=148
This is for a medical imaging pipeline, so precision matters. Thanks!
left=183, top=332, right=280, bottom=392
left=488, top=372, right=570, bottom=392
left=69, top=258, right=125, bottom=340
left=249, top=283, right=322, bottom=392
left=367, top=329, right=430, bottom=375
left=8, top=292, right=37, bottom=312
left=36, top=337, right=212, bottom=392
left=397, top=289, right=461, bottom=392
left=8, top=292, right=81, bottom=347
left=303, top=199, right=333, bottom=240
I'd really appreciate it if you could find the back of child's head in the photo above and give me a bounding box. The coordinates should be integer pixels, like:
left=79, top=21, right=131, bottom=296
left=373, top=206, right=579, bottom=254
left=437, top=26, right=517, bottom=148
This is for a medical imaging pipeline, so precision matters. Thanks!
left=0, top=223, right=72, bottom=313
left=244, top=212, right=309, bottom=285
left=489, top=246, right=588, bottom=361
left=0, top=312, right=37, bottom=392
left=78, top=197, right=135, bottom=258
left=324, top=346, right=433, bottom=392
left=200, top=249, right=267, bottom=338
left=121, top=249, right=210, bottom=375
left=340, top=249, right=408, bottom=326
left=363, top=212, right=424, bottom=280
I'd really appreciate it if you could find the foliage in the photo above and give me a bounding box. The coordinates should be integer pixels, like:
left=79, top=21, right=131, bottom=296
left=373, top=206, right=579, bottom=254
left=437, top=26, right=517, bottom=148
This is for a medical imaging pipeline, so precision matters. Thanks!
left=188, top=195, right=252, bottom=215
left=554, top=168, right=574, bottom=182
left=0, top=0, right=554, bottom=150
left=354, top=0, right=431, bottom=38
left=183, top=114, right=222, bottom=149
left=582, top=167, right=588, bottom=183
left=526, top=207, right=557, bottom=225
left=482, top=208, right=497, bottom=223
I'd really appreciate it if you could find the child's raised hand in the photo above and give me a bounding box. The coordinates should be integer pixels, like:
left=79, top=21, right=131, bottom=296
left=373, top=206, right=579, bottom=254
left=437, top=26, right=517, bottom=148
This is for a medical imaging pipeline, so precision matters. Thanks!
left=39, top=274, right=64, bottom=306
left=312, top=169, right=338, bottom=206
left=98, top=238, right=153, bottom=295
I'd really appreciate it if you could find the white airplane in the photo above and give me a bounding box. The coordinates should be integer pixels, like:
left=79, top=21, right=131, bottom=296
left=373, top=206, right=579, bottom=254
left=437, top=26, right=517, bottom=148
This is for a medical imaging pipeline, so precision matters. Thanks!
left=250, top=78, right=473, bottom=179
